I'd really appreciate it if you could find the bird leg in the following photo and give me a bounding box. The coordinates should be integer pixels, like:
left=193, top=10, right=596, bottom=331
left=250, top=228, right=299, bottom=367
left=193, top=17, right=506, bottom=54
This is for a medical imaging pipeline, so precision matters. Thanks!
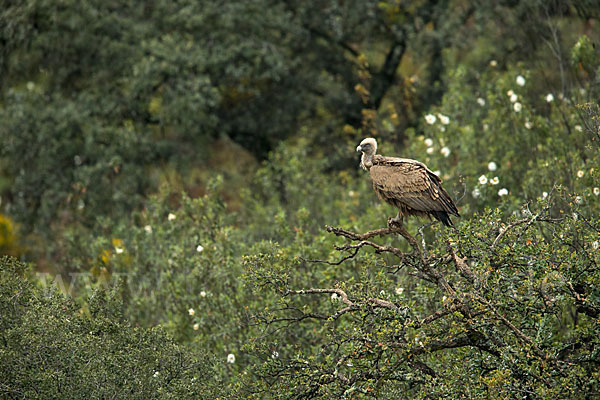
left=387, top=211, right=404, bottom=228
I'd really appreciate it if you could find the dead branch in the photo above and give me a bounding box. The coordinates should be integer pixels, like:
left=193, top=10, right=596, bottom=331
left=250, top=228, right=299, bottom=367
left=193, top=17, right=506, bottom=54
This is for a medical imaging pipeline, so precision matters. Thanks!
left=335, top=240, right=408, bottom=259
left=285, top=288, right=400, bottom=313
left=326, top=224, right=423, bottom=260
left=448, top=244, right=475, bottom=282
left=286, top=288, right=354, bottom=306
left=417, top=303, right=460, bottom=327
left=491, top=218, right=529, bottom=248
left=300, top=247, right=361, bottom=266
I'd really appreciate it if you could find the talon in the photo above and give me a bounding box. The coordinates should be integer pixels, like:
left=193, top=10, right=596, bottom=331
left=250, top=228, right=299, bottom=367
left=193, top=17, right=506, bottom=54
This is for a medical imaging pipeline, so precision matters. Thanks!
left=387, top=218, right=401, bottom=228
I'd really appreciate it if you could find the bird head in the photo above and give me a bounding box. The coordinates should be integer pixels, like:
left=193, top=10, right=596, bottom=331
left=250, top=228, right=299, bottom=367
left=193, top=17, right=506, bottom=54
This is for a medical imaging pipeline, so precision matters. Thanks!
left=356, top=138, right=378, bottom=156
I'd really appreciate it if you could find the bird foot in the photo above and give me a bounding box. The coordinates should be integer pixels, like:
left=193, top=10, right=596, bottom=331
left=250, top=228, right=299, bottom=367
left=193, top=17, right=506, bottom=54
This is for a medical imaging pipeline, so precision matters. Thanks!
left=387, top=216, right=403, bottom=228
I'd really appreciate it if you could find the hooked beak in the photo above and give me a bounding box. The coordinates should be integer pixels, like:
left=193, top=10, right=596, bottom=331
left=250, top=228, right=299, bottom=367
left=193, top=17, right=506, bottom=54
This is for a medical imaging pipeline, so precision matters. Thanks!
left=356, top=145, right=362, bottom=152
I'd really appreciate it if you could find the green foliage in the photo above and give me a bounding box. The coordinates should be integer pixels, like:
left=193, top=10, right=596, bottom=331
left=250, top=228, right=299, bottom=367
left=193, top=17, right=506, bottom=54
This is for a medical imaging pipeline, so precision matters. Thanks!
left=244, top=192, right=600, bottom=399
left=5, top=0, right=596, bottom=237
left=1, top=1, right=599, bottom=398
left=0, top=256, right=230, bottom=399
left=0, top=91, right=159, bottom=233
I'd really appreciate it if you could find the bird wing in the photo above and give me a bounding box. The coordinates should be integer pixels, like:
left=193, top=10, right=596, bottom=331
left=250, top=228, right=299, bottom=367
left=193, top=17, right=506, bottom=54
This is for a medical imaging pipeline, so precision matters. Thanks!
left=369, top=157, right=458, bottom=215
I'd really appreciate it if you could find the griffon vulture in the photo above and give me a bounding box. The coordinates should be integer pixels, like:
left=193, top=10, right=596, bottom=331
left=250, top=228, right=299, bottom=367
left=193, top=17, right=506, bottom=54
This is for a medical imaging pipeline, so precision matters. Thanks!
left=356, top=137, right=459, bottom=227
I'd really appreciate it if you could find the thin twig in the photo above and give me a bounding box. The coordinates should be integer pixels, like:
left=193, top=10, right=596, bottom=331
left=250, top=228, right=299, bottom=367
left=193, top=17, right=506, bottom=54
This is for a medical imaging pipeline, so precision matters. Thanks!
left=299, top=247, right=361, bottom=266
left=491, top=218, right=529, bottom=248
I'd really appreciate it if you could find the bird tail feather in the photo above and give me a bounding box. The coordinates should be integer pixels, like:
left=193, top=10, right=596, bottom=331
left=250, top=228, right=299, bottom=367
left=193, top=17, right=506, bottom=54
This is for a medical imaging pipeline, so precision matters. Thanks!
left=433, top=211, right=453, bottom=227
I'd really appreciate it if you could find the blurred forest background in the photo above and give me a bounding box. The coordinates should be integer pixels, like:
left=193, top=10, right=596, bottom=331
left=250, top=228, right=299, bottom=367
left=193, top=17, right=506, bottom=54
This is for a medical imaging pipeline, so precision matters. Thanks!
left=1, top=0, right=600, bottom=398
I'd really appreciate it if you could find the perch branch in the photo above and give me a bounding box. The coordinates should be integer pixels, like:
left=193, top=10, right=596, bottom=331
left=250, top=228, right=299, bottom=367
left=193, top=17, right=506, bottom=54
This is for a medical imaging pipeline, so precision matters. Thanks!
left=326, top=225, right=423, bottom=261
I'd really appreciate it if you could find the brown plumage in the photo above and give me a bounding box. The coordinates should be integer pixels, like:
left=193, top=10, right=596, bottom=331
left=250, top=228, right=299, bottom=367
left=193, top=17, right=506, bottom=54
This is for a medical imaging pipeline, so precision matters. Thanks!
left=356, top=138, right=459, bottom=227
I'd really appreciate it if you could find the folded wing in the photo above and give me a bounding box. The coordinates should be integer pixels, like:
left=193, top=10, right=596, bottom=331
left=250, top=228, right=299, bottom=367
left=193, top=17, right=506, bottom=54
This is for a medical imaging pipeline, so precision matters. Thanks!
left=369, top=157, right=459, bottom=224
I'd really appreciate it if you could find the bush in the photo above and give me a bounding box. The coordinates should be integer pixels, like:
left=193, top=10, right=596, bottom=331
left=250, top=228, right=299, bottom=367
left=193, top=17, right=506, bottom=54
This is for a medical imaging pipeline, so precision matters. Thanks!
left=0, top=256, right=230, bottom=399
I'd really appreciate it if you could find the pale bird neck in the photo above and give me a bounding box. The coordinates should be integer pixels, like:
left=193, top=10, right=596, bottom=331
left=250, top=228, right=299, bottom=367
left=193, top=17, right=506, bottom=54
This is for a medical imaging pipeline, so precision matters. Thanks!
left=360, top=153, right=374, bottom=170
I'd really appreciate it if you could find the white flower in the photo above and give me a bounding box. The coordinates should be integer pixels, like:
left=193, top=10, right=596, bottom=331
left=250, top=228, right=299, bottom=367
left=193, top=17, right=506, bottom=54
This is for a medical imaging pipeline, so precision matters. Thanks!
left=479, top=175, right=488, bottom=185
left=516, top=75, right=526, bottom=86
left=425, top=114, right=437, bottom=124
left=575, top=196, right=583, bottom=204
left=144, top=225, right=152, bottom=233
left=379, top=290, right=386, bottom=296
left=196, top=244, right=204, bottom=253
left=200, top=290, right=207, bottom=297
left=439, top=126, right=446, bottom=132
left=510, top=93, right=518, bottom=103
left=524, top=121, right=532, bottom=129
left=542, top=191, right=548, bottom=199
left=424, top=138, right=434, bottom=147
left=477, top=98, right=486, bottom=106
left=331, top=293, right=340, bottom=301
left=546, top=93, right=554, bottom=103
left=168, top=213, right=176, bottom=221
left=440, top=146, right=451, bottom=158
left=472, top=188, right=481, bottom=198
left=490, top=60, right=497, bottom=67
left=507, top=89, right=514, bottom=97
left=348, top=190, right=356, bottom=198
left=395, top=287, right=404, bottom=295
left=115, top=247, right=124, bottom=254
left=433, top=170, right=441, bottom=177
left=575, top=125, right=583, bottom=132
left=498, top=188, right=509, bottom=197
left=438, top=114, right=450, bottom=125
left=426, top=147, right=434, bottom=154
left=513, top=102, right=522, bottom=112
left=488, top=162, right=497, bottom=172
left=227, top=353, right=236, bottom=364
left=442, top=296, right=447, bottom=302
left=594, top=187, right=599, bottom=196
left=271, top=351, right=279, bottom=359
left=592, top=241, right=599, bottom=250
left=188, top=308, right=195, bottom=316
left=193, top=323, right=199, bottom=331
left=577, top=170, right=584, bottom=178
left=26, top=81, right=35, bottom=91
left=490, top=177, right=499, bottom=185
left=153, top=371, right=160, bottom=378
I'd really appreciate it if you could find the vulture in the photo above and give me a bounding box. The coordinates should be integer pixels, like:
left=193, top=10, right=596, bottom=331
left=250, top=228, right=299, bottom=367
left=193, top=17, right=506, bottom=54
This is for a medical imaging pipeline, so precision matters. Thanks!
left=356, top=137, right=459, bottom=227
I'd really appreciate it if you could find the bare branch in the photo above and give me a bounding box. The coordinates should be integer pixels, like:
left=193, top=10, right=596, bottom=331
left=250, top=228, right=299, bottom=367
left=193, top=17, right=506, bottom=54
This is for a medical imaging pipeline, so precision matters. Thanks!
left=334, top=240, right=408, bottom=259
left=417, top=303, right=460, bottom=327
left=491, top=218, right=529, bottom=248
left=285, top=288, right=400, bottom=313
left=326, top=224, right=423, bottom=261
left=286, top=288, right=354, bottom=307
left=448, top=245, right=475, bottom=281
left=299, top=246, right=361, bottom=266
